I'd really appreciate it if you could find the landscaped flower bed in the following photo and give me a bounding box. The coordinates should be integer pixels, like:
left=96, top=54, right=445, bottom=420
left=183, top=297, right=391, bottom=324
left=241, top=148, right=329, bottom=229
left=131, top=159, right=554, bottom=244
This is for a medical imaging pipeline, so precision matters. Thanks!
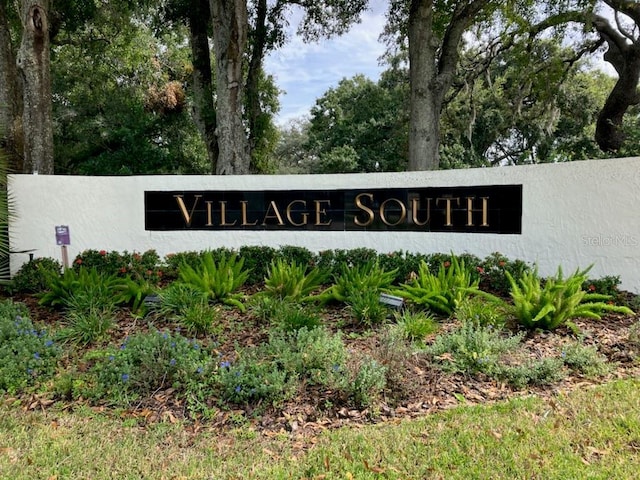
left=1, top=247, right=639, bottom=433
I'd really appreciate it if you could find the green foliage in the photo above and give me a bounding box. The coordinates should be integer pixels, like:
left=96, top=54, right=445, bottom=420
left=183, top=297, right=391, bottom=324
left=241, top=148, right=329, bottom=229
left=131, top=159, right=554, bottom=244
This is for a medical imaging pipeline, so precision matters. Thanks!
left=163, top=251, right=202, bottom=280
left=507, top=266, right=634, bottom=332
left=478, top=252, right=530, bottom=296
left=347, top=290, right=390, bottom=326
left=155, top=282, right=208, bottom=317
left=394, top=255, right=484, bottom=316
left=178, top=303, right=221, bottom=337
left=9, top=257, right=62, bottom=294
left=426, top=323, right=523, bottom=375
left=276, top=245, right=316, bottom=268
left=318, top=260, right=397, bottom=304
left=561, top=342, right=611, bottom=378
left=73, top=249, right=163, bottom=283
left=306, top=74, right=408, bottom=173
left=315, top=248, right=379, bottom=277
left=119, top=277, right=156, bottom=316
left=85, top=330, right=211, bottom=406
left=496, top=358, right=566, bottom=389
left=178, top=251, right=249, bottom=312
left=332, top=355, right=388, bottom=408
left=0, top=300, right=61, bottom=393
left=456, top=296, right=507, bottom=329
left=269, top=300, right=323, bottom=332
left=38, top=267, right=126, bottom=310
left=238, top=245, right=278, bottom=285
left=261, top=259, right=328, bottom=301
left=56, top=306, right=115, bottom=346
left=217, top=357, right=294, bottom=406
left=393, top=309, right=439, bottom=342
left=582, top=275, right=621, bottom=297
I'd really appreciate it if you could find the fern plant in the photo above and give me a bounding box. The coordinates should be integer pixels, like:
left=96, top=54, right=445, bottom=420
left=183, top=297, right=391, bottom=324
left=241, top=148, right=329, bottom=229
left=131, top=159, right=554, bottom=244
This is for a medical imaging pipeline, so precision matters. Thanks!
left=506, top=266, right=634, bottom=331
left=260, top=259, right=328, bottom=301
left=316, top=260, right=397, bottom=304
left=393, top=255, right=484, bottom=316
left=178, top=251, right=249, bottom=311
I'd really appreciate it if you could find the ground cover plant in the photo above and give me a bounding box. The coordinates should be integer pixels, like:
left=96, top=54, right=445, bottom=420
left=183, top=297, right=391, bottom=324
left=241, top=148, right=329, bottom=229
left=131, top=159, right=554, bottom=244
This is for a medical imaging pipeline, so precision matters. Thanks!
left=2, top=246, right=639, bottom=448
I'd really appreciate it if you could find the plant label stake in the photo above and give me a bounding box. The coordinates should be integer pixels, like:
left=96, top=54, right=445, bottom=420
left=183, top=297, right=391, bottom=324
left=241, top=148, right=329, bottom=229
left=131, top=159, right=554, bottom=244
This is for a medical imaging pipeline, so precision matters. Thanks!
left=55, top=225, right=71, bottom=268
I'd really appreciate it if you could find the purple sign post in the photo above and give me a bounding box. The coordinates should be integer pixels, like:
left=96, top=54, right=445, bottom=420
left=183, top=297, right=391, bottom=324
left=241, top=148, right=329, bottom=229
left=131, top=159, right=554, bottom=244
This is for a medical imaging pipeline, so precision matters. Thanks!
left=55, top=225, right=71, bottom=268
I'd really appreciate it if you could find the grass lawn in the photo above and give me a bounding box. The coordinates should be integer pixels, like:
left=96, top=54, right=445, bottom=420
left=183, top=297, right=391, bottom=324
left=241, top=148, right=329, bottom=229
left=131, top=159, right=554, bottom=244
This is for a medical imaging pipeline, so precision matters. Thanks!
left=1, top=378, right=639, bottom=479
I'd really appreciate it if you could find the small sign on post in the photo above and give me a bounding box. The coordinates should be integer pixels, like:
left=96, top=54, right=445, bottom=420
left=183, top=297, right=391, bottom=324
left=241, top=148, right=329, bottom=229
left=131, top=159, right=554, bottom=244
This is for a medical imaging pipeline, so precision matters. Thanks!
left=55, top=225, right=71, bottom=268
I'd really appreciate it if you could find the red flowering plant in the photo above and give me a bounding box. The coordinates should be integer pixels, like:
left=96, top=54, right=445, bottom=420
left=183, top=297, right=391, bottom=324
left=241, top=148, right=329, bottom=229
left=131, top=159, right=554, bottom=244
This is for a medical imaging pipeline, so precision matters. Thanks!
left=72, top=249, right=165, bottom=285
left=478, top=252, right=531, bottom=297
left=72, top=249, right=127, bottom=275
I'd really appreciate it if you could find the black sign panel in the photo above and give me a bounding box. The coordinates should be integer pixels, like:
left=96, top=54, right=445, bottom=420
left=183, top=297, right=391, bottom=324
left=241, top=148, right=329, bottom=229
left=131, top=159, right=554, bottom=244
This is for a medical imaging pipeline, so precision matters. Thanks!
left=145, top=185, right=522, bottom=234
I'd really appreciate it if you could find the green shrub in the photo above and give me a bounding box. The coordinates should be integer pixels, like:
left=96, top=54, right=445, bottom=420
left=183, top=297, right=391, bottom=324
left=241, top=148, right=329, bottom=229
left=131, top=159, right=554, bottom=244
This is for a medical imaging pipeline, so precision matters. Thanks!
left=394, top=309, right=439, bottom=342
left=318, top=260, right=397, bottom=304
left=217, top=358, right=294, bottom=406
left=56, top=292, right=116, bottom=346
left=0, top=300, right=61, bottom=393
left=561, top=342, right=611, bottom=378
left=455, top=296, right=507, bottom=329
left=348, top=289, right=390, bottom=326
left=238, top=245, right=278, bottom=284
left=9, top=257, right=62, bottom=294
left=72, top=249, right=163, bottom=283
left=496, top=358, right=566, bottom=389
left=373, top=324, right=413, bottom=392
left=394, top=255, right=486, bottom=316
left=332, top=354, right=387, bottom=408
left=270, top=300, right=323, bottom=332
left=86, top=330, right=212, bottom=405
left=155, top=282, right=208, bottom=317
left=179, top=302, right=221, bottom=336
left=507, top=266, right=634, bottom=332
left=276, top=245, right=316, bottom=268
left=478, top=252, right=530, bottom=296
left=377, top=251, right=415, bottom=285
left=163, top=251, right=202, bottom=279
left=582, top=275, right=621, bottom=297
left=38, top=267, right=126, bottom=310
left=261, top=259, right=328, bottom=301
left=315, top=248, right=379, bottom=278
left=178, top=251, right=249, bottom=312
left=426, top=323, right=523, bottom=375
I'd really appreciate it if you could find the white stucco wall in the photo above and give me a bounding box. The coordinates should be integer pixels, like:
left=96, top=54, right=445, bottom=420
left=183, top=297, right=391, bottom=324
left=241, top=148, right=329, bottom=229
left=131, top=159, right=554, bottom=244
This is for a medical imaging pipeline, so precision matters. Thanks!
left=8, top=157, right=640, bottom=292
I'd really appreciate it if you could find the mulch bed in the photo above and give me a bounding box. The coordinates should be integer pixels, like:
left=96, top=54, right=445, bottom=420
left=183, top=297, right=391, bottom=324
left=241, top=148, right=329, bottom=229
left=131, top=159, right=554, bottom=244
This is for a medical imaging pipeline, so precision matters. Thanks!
left=8, top=292, right=640, bottom=444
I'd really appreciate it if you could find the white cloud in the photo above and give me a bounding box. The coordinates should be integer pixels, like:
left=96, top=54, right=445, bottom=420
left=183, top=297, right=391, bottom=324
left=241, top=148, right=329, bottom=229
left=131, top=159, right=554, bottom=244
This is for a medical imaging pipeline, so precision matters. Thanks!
left=265, top=3, right=388, bottom=125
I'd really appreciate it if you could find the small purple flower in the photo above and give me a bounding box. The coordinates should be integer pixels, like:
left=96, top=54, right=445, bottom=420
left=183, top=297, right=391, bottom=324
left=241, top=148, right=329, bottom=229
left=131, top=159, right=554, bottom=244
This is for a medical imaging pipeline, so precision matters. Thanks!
left=169, top=358, right=176, bottom=366
left=220, top=361, right=231, bottom=369
left=45, top=340, right=54, bottom=347
left=196, top=367, right=204, bottom=374
left=234, top=385, right=242, bottom=393
left=121, top=373, right=130, bottom=382
left=108, top=355, right=115, bottom=361
left=33, top=352, right=41, bottom=360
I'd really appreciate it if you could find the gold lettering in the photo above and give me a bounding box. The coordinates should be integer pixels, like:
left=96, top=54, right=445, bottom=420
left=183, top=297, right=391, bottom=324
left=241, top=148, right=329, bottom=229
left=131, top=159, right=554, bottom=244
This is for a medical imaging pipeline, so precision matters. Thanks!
left=219, top=201, right=237, bottom=226
left=174, top=194, right=201, bottom=227
left=481, top=197, right=489, bottom=227
left=436, top=197, right=460, bottom=227
left=240, top=201, right=258, bottom=226
left=411, top=197, right=431, bottom=226
left=379, top=198, right=407, bottom=226
left=354, top=193, right=375, bottom=227
left=286, top=200, right=309, bottom=227
left=262, top=201, right=285, bottom=225
left=205, top=201, right=214, bottom=226
left=465, top=196, right=490, bottom=227
left=314, top=200, right=332, bottom=226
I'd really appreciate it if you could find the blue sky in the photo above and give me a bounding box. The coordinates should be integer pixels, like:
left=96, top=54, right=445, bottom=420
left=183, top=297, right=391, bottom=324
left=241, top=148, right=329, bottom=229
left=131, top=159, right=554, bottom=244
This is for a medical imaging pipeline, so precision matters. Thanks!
left=264, top=2, right=388, bottom=126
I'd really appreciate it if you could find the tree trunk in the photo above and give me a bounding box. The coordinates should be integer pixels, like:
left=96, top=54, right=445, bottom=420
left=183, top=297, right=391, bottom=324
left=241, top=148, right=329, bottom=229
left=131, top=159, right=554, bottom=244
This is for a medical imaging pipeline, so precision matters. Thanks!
left=188, top=0, right=219, bottom=173
left=593, top=15, right=640, bottom=153
left=16, top=0, right=53, bottom=174
left=0, top=1, right=24, bottom=171
left=408, top=1, right=438, bottom=171
left=210, top=0, right=249, bottom=175
left=245, top=0, right=267, bottom=163
left=406, top=0, right=491, bottom=171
